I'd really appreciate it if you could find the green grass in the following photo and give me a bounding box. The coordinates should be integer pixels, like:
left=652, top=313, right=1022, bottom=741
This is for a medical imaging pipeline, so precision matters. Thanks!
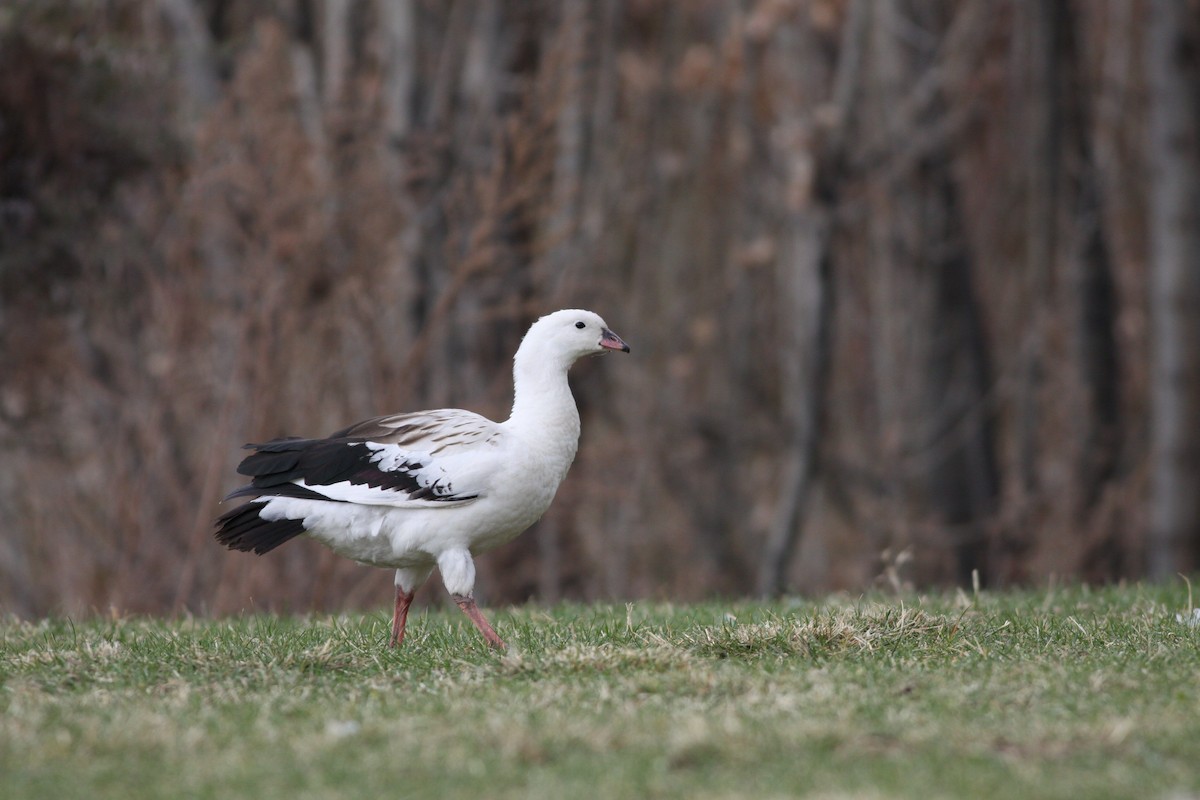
left=2, top=583, right=1199, bottom=799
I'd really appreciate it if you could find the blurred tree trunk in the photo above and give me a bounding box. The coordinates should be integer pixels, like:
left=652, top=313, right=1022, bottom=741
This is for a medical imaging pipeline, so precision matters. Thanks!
left=923, top=171, right=999, bottom=585
left=1055, top=1, right=1122, bottom=575
left=1015, top=0, right=1123, bottom=580
left=1146, top=0, right=1200, bottom=577
left=158, top=0, right=233, bottom=608
left=867, top=0, right=999, bottom=585
left=535, top=0, right=587, bottom=602
left=373, top=0, right=420, bottom=407
left=757, top=0, right=867, bottom=597
left=158, top=0, right=218, bottom=129
left=1016, top=0, right=1059, bottom=516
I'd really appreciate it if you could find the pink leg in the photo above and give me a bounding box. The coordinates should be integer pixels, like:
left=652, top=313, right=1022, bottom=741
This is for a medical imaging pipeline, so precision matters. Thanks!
left=452, top=593, right=507, bottom=650
left=390, top=585, right=416, bottom=647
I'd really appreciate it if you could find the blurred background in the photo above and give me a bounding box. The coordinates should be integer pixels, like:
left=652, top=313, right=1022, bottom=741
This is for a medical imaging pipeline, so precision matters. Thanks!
left=2, top=0, right=1199, bottom=618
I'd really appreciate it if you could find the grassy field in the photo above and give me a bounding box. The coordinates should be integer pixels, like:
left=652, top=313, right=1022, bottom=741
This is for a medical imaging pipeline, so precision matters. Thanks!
left=2, top=583, right=1199, bottom=799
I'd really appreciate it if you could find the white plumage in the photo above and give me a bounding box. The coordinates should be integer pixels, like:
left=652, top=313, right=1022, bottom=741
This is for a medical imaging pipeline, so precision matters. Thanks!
left=215, top=309, right=629, bottom=648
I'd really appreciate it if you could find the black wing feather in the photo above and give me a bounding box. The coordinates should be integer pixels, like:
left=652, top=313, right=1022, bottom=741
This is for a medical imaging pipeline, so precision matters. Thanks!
left=222, top=482, right=333, bottom=503
left=236, top=449, right=304, bottom=478
left=225, top=436, right=470, bottom=501
left=214, top=503, right=306, bottom=554
left=235, top=438, right=374, bottom=489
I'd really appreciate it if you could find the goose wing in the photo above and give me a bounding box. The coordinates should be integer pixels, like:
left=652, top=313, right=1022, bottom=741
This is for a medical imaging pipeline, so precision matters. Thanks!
left=225, top=410, right=503, bottom=508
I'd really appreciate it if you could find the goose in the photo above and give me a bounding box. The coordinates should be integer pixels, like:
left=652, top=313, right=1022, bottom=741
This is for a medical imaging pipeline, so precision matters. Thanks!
left=214, top=310, right=629, bottom=649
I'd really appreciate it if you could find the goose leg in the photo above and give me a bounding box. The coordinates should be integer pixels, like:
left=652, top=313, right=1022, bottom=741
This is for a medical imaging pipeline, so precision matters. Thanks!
left=390, top=585, right=416, bottom=647
left=437, top=550, right=506, bottom=649
left=390, top=566, right=431, bottom=648
left=452, top=594, right=507, bottom=650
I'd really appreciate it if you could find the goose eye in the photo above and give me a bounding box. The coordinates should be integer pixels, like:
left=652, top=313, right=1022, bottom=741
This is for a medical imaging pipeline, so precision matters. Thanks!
left=575, top=321, right=585, bottom=329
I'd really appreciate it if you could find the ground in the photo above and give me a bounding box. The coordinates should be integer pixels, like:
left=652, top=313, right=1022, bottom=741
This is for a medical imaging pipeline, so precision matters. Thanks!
left=2, top=583, right=1199, bottom=799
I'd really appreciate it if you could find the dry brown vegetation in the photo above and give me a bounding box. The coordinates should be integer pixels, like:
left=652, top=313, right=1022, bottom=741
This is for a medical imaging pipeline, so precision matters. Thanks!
left=0, top=0, right=1196, bottom=617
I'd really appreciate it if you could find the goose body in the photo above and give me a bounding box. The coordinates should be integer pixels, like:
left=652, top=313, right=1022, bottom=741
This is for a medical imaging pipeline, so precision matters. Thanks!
left=215, top=309, right=629, bottom=648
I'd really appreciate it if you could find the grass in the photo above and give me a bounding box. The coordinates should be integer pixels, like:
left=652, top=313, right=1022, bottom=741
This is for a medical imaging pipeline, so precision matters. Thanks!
left=2, top=583, right=1199, bottom=800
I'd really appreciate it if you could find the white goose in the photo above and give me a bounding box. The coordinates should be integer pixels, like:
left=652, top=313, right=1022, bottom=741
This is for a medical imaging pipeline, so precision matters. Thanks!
left=215, top=309, right=629, bottom=649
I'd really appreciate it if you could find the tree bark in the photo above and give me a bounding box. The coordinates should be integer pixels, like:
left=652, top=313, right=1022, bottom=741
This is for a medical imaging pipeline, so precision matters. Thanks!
left=1050, top=1, right=1122, bottom=576
left=157, top=0, right=219, bottom=131
left=1147, top=0, right=1200, bottom=577
left=922, top=170, right=999, bottom=585
left=536, top=0, right=587, bottom=602
left=757, top=0, right=867, bottom=597
left=868, top=0, right=1000, bottom=585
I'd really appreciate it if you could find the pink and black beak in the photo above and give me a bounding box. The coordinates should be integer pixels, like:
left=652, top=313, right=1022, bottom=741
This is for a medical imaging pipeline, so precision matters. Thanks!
left=600, top=328, right=630, bottom=353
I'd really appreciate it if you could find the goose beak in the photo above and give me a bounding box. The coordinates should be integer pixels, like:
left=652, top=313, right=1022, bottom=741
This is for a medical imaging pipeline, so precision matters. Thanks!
left=599, top=328, right=630, bottom=353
